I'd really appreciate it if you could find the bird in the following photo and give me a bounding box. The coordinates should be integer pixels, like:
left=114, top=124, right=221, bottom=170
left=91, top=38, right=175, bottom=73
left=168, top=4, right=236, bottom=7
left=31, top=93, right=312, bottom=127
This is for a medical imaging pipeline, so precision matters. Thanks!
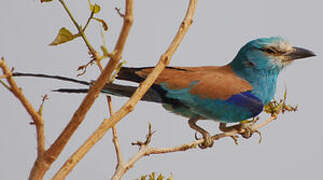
left=13, top=37, right=315, bottom=148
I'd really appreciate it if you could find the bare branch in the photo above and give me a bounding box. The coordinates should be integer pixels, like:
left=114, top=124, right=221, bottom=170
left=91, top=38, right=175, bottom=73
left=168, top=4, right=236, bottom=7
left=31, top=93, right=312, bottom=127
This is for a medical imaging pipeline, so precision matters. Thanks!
left=50, top=1, right=134, bottom=179
left=111, top=111, right=283, bottom=180
left=131, top=123, right=155, bottom=148
left=35, top=94, right=48, bottom=156
left=112, top=124, right=154, bottom=180
left=51, top=0, right=197, bottom=179
left=111, top=1, right=198, bottom=179
left=112, top=94, right=297, bottom=179
left=27, top=0, right=134, bottom=179
left=107, top=96, right=124, bottom=170
left=0, top=58, right=47, bottom=180
left=115, top=7, right=125, bottom=18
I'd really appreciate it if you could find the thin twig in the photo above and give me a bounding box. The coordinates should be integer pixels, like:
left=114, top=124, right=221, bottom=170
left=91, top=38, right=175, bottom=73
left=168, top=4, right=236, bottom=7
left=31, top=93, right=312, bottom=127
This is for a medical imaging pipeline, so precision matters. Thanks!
left=131, top=123, right=155, bottom=148
left=107, top=96, right=124, bottom=169
left=83, top=10, right=95, bottom=32
left=115, top=7, right=125, bottom=17
left=113, top=124, right=154, bottom=180
left=0, top=79, right=11, bottom=90
left=59, top=0, right=103, bottom=74
left=58, top=0, right=96, bottom=55
left=35, top=94, right=48, bottom=156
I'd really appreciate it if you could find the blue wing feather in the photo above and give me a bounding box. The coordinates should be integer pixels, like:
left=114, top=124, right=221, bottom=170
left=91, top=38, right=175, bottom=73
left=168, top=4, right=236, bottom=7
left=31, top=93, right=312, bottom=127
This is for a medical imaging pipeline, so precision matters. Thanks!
left=226, top=91, right=264, bottom=117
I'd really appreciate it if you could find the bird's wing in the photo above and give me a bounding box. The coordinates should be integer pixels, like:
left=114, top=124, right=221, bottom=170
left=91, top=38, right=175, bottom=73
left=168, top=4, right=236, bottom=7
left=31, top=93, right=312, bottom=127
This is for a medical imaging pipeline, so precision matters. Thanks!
left=118, top=65, right=253, bottom=100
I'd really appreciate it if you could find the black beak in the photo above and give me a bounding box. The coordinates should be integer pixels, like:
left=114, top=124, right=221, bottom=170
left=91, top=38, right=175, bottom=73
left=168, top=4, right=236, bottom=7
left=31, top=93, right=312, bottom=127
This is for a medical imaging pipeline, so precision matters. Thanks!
left=286, top=47, right=316, bottom=61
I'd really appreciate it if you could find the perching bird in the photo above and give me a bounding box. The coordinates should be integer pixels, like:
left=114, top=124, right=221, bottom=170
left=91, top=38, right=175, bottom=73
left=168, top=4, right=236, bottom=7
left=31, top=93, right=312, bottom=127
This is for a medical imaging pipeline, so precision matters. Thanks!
left=13, top=37, right=315, bottom=148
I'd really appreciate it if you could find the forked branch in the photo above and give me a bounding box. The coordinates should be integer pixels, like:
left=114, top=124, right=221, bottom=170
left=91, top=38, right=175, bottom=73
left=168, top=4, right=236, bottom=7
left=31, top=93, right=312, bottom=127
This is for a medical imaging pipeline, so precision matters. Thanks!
left=27, top=0, right=134, bottom=179
left=0, top=58, right=46, bottom=156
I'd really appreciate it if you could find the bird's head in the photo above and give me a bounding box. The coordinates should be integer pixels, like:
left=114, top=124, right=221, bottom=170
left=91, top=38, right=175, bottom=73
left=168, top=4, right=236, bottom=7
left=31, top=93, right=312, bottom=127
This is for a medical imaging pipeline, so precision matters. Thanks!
left=230, top=37, right=315, bottom=72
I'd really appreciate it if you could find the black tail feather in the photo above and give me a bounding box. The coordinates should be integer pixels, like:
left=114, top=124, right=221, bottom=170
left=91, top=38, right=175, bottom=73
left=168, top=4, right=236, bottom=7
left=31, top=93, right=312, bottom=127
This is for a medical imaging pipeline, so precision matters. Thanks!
left=12, top=72, right=90, bottom=86
left=116, top=67, right=146, bottom=83
left=52, top=88, right=89, bottom=93
left=13, top=71, right=163, bottom=103
left=53, top=84, right=162, bottom=103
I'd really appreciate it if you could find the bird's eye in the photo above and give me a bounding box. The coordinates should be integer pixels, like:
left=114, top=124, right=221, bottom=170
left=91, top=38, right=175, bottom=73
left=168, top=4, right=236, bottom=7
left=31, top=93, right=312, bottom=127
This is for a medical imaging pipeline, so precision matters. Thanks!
left=245, top=60, right=256, bottom=67
left=262, top=48, right=276, bottom=54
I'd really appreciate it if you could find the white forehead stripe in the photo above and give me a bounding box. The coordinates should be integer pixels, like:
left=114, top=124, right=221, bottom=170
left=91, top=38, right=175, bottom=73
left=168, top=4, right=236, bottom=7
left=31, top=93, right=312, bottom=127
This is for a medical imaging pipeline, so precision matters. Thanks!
left=272, top=40, right=293, bottom=52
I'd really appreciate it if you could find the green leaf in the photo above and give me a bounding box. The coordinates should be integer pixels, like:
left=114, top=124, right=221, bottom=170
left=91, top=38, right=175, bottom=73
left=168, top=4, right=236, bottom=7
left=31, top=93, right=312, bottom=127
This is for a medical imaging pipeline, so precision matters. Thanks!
left=100, top=46, right=109, bottom=56
left=157, top=174, right=164, bottom=180
left=87, top=0, right=101, bottom=14
left=149, top=172, right=155, bottom=180
left=91, top=4, right=101, bottom=14
left=93, top=17, right=108, bottom=31
left=49, top=27, right=78, bottom=46
left=40, top=0, right=53, bottom=3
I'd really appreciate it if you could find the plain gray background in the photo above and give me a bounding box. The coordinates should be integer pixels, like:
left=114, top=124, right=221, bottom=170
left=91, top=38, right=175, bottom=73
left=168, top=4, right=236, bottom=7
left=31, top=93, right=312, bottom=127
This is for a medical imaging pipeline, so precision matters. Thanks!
left=0, top=0, right=322, bottom=179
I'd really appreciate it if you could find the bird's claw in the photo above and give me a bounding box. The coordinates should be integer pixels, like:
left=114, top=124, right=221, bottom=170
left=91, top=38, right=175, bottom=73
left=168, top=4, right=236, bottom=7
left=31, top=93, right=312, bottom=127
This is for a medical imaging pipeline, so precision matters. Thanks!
left=195, top=132, right=214, bottom=149
left=238, top=121, right=262, bottom=143
left=220, top=121, right=262, bottom=144
left=230, top=135, right=239, bottom=145
left=238, top=122, right=254, bottom=138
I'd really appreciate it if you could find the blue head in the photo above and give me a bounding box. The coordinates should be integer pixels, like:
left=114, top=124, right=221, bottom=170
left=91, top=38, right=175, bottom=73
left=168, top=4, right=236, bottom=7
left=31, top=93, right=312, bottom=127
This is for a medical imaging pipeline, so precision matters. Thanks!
left=230, top=37, right=315, bottom=72
left=230, top=37, right=315, bottom=104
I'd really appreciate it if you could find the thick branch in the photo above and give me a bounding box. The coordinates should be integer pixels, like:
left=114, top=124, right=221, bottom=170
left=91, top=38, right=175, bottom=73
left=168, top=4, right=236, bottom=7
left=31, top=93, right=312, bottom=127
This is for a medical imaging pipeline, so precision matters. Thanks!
left=50, top=1, right=134, bottom=179
left=28, top=1, right=134, bottom=179
left=52, top=0, right=197, bottom=179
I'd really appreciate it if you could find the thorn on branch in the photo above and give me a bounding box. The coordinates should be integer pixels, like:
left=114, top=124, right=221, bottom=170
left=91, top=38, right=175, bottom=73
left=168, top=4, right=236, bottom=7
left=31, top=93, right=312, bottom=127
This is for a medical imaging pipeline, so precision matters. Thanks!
left=131, top=123, right=156, bottom=149
left=115, top=7, right=125, bottom=17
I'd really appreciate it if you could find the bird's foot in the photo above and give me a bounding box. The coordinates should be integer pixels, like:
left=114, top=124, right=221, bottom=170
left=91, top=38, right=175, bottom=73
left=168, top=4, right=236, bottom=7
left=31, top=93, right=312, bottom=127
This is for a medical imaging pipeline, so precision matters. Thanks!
left=189, top=117, right=214, bottom=149
left=194, top=132, right=214, bottom=149
left=219, top=119, right=262, bottom=144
